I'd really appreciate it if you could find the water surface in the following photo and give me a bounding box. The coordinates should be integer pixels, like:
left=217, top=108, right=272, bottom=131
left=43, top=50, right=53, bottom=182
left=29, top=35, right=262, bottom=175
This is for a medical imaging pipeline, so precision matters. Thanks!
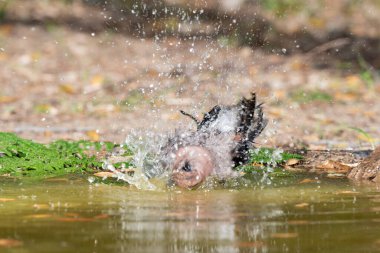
left=1, top=176, right=380, bottom=253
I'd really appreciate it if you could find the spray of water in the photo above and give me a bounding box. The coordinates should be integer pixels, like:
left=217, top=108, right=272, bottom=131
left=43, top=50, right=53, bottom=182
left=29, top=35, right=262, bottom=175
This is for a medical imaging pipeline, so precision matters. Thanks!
left=102, top=130, right=172, bottom=190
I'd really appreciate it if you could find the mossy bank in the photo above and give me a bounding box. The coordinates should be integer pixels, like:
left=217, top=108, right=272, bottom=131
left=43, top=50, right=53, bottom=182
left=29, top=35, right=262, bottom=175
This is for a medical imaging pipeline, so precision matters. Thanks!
left=0, top=132, right=301, bottom=180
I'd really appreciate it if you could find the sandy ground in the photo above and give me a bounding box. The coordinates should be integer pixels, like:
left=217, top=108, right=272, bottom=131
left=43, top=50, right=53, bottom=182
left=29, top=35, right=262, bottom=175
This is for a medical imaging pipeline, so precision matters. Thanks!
left=1, top=18, right=379, bottom=150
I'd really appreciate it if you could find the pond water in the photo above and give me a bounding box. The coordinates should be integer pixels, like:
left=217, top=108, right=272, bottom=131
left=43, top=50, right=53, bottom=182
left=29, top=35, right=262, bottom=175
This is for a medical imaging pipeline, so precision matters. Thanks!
left=1, top=176, right=380, bottom=253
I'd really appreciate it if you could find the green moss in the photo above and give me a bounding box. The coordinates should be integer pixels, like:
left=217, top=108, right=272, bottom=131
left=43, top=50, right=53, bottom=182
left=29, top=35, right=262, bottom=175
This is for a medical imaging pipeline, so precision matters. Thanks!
left=249, top=147, right=302, bottom=164
left=0, top=132, right=118, bottom=178
left=237, top=148, right=303, bottom=177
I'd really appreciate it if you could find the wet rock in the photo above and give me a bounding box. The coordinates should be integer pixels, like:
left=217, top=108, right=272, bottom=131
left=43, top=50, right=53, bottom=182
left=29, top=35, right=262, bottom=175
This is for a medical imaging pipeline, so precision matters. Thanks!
left=348, top=146, right=380, bottom=182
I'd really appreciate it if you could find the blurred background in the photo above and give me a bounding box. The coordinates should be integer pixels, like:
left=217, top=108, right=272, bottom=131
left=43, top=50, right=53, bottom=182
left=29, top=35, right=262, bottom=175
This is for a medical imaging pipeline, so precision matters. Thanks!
left=0, top=0, right=379, bottom=149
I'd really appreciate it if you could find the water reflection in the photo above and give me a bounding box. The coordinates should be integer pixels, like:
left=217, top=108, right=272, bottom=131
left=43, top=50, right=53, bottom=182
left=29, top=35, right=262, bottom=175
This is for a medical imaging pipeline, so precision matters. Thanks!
left=113, top=189, right=295, bottom=253
left=1, top=179, right=380, bottom=253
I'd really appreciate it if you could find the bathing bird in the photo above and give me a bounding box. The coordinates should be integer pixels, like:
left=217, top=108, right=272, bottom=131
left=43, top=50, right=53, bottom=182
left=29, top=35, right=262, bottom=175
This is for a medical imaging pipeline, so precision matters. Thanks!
left=159, top=93, right=267, bottom=188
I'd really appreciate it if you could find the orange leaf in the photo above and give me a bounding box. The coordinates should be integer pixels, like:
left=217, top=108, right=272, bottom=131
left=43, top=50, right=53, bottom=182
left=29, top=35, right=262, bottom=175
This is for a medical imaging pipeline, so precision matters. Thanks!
left=94, top=214, right=109, bottom=219
left=294, top=203, right=309, bottom=208
left=25, top=214, right=53, bottom=219
left=0, top=198, right=15, bottom=202
left=56, top=217, right=94, bottom=222
left=0, top=96, right=18, bottom=104
left=60, top=84, right=76, bottom=94
left=86, top=130, right=100, bottom=141
left=299, top=178, right=317, bottom=184
left=91, top=75, right=104, bottom=87
left=271, top=233, right=298, bottom=239
left=0, top=239, right=23, bottom=247
left=286, top=158, right=300, bottom=166
left=236, top=241, right=265, bottom=248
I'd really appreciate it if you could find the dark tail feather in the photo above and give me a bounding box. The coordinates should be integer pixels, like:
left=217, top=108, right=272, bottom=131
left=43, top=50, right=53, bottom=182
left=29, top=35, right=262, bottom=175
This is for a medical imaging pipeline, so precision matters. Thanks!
left=236, top=93, right=257, bottom=135
left=247, top=102, right=267, bottom=142
left=232, top=93, right=267, bottom=166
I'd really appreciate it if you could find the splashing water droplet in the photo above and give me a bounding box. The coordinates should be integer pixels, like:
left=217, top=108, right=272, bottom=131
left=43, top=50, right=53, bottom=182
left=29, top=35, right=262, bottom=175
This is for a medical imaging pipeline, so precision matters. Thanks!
left=88, top=176, right=95, bottom=184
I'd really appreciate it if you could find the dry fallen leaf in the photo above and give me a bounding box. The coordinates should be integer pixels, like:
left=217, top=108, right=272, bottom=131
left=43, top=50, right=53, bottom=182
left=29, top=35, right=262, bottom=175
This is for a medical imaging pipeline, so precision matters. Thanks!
left=316, top=160, right=352, bottom=173
left=59, top=84, right=77, bottom=94
left=86, top=130, right=100, bottom=141
left=25, top=214, right=53, bottom=219
left=146, top=68, right=159, bottom=77
left=268, top=108, right=285, bottom=118
left=56, top=217, right=94, bottom=222
left=294, top=203, right=309, bottom=208
left=299, top=178, right=318, bottom=184
left=236, top=241, right=265, bottom=248
left=167, top=112, right=181, bottom=121
left=0, top=239, right=23, bottom=247
left=94, top=214, right=109, bottom=219
left=271, top=233, right=298, bottom=239
left=91, top=75, right=104, bottom=87
left=0, top=96, right=19, bottom=104
left=94, top=171, right=115, bottom=178
left=0, top=198, right=15, bottom=202
left=43, top=131, right=53, bottom=138
left=345, top=75, right=363, bottom=88
left=286, top=158, right=300, bottom=166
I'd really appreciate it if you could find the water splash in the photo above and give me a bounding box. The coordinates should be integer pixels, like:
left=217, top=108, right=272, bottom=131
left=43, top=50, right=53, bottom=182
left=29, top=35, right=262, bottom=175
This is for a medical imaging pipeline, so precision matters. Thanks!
left=102, top=161, right=156, bottom=191
left=102, top=130, right=170, bottom=190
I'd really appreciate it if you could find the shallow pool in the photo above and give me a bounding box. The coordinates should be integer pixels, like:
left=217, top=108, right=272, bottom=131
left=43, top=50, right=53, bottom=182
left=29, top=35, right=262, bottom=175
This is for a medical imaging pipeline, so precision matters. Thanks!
left=1, top=175, right=380, bottom=253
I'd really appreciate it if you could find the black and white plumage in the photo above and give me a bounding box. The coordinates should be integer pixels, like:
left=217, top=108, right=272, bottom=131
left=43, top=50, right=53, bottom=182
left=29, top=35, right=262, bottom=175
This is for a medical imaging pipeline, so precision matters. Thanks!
left=159, top=93, right=267, bottom=188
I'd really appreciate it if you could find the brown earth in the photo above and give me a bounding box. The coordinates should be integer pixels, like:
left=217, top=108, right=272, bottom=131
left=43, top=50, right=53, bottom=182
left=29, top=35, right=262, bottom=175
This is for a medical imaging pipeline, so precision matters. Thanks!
left=0, top=0, right=379, bottom=151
